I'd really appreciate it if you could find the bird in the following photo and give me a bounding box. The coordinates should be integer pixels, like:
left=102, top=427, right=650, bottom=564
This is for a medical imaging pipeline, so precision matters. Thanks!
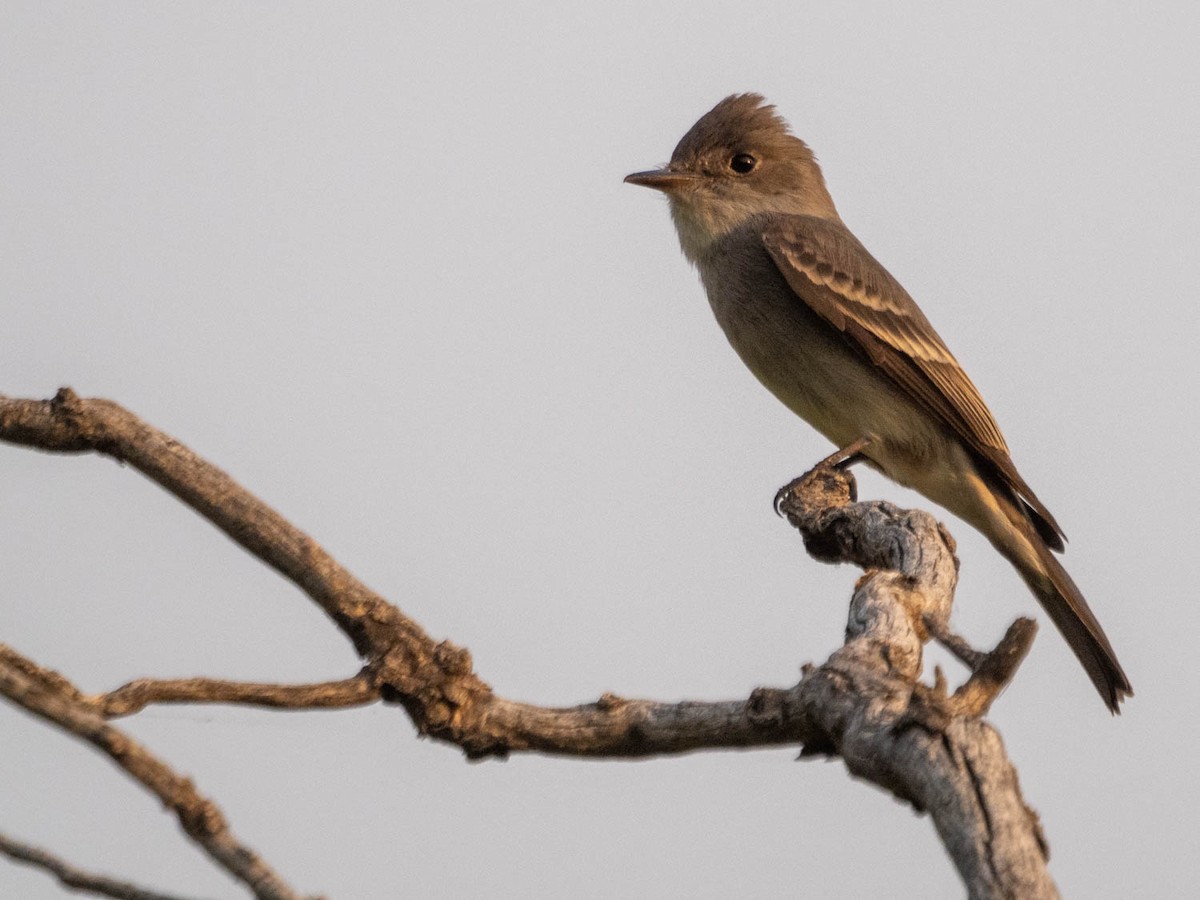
left=625, top=93, right=1131, bottom=712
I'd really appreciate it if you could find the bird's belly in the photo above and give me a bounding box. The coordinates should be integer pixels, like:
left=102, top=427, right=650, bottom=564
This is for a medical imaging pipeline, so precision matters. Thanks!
left=714, top=297, right=952, bottom=491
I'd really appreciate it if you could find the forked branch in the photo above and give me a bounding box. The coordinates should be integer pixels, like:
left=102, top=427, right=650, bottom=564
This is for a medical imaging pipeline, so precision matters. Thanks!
left=0, top=390, right=1055, bottom=898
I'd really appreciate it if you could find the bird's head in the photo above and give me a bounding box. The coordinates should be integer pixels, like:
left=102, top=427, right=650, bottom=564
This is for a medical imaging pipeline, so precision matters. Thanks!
left=626, top=94, right=838, bottom=262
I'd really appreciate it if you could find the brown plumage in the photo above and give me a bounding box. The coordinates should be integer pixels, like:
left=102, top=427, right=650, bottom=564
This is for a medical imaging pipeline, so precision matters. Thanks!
left=627, top=93, right=1131, bottom=711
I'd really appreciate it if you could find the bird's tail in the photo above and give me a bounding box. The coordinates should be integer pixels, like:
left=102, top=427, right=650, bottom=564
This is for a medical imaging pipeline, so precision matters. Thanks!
left=996, top=502, right=1133, bottom=713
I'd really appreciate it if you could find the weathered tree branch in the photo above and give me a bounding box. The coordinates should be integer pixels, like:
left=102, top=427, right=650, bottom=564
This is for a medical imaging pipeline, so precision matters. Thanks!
left=774, top=463, right=1054, bottom=898
left=1, top=389, right=1058, bottom=897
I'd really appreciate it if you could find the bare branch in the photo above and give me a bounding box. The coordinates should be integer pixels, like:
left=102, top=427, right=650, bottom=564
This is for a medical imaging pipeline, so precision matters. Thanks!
left=2, top=390, right=1058, bottom=896
left=0, top=389, right=413, bottom=652
left=0, top=388, right=492, bottom=746
left=0, top=831, right=197, bottom=900
left=0, top=648, right=315, bottom=900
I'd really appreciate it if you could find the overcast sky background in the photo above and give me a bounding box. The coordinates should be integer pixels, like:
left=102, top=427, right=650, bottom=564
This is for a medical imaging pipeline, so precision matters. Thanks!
left=2, top=3, right=1198, bottom=898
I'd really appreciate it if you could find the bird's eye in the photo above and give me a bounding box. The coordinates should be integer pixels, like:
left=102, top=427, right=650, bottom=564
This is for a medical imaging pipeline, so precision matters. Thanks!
left=730, top=153, right=757, bottom=174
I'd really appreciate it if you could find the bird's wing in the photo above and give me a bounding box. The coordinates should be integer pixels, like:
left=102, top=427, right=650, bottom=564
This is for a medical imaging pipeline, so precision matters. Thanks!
left=761, top=215, right=1066, bottom=548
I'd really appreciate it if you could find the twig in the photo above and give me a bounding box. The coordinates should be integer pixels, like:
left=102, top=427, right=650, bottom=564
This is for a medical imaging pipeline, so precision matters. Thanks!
left=0, top=831, right=197, bottom=900
left=96, top=673, right=378, bottom=717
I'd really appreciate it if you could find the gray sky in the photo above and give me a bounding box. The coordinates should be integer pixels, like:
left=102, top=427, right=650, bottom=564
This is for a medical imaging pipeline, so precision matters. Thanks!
left=2, top=3, right=1197, bottom=897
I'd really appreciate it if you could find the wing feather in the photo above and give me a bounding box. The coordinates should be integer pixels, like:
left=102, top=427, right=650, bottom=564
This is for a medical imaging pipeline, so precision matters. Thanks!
left=761, top=215, right=1065, bottom=548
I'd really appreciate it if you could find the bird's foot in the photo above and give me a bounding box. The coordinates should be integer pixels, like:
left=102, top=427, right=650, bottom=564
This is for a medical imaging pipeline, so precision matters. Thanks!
left=818, top=435, right=873, bottom=470
left=773, top=437, right=873, bottom=516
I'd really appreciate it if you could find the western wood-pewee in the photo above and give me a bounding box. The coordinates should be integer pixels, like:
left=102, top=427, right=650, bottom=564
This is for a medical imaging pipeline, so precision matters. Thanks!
left=626, top=94, right=1131, bottom=711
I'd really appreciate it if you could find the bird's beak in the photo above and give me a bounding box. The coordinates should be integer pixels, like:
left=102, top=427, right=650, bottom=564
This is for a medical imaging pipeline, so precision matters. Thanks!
left=624, top=168, right=698, bottom=193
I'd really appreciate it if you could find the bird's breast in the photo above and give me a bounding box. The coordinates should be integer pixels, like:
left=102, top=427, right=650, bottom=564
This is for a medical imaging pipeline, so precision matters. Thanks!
left=695, top=242, right=951, bottom=487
